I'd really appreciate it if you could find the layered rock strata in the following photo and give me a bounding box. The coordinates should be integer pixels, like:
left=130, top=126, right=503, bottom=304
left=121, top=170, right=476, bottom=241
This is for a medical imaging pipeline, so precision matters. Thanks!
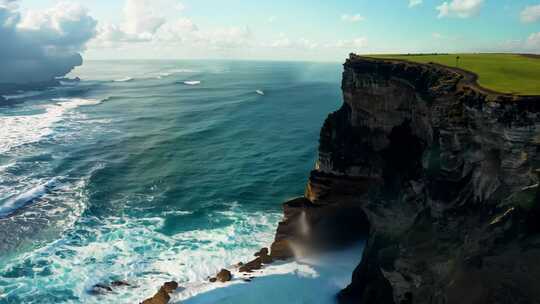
left=270, top=54, right=540, bottom=304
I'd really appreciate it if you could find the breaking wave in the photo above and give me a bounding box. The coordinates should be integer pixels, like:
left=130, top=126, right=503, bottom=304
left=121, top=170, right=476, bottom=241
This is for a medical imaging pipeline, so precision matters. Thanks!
left=0, top=98, right=104, bottom=154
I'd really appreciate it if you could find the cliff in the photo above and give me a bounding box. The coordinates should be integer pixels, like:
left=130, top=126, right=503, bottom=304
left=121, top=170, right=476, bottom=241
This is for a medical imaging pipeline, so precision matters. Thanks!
left=270, top=54, right=540, bottom=304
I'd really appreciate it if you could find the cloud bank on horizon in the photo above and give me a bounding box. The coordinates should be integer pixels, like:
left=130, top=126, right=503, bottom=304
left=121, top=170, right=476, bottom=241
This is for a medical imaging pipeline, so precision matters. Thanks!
left=0, top=0, right=96, bottom=85
left=0, top=0, right=539, bottom=85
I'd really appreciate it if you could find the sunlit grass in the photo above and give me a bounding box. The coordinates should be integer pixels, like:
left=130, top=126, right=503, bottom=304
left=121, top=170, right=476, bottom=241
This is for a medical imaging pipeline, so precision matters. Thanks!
left=368, top=54, right=540, bottom=96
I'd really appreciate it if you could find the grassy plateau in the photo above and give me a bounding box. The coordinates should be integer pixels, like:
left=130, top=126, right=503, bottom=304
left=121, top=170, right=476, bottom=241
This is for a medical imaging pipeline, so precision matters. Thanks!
left=369, top=54, right=540, bottom=96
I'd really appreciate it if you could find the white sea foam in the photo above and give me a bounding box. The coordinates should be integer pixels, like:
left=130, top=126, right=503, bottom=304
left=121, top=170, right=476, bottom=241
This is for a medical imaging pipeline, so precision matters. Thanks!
left=2, top=90, right=43, bottom=100
left=0, top=203, right=283, bottom=304
left=184, top=81, right=201, bottom=86
left=0, top=98, right=103, bottom=154
left=175, top=243, right=364, bottom=304
left=114, top=77, right=134, bottom=82
left=169, top=69, right=197, bottom=74
left=0, top=178, right=59, bottom=217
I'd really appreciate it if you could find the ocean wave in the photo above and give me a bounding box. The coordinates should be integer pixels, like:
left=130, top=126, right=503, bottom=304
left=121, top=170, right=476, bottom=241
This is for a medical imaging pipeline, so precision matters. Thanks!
left=1, top=90, right=43, bottom=100
left=169, top=69, right=197, bottom=74
left=113, top=77, right=134, bottom=82
left=0, top=205, right=281, bottom=304
left=156, top=69, right=198, bottom=79
left=0, top=178, right=59, bottom=218
left=0, top=174, right=91, bottom=257
left=0, top=98, right=104, bottom=154
left=184, top=81, right=201, bottom=86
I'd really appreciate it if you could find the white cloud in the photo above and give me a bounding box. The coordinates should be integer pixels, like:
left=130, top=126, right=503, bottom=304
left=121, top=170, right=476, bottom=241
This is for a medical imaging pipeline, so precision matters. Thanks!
left=526, top=32, right=540, bottom=51
left=267, top=16, right=277, bottom=23
left=0, top=1, right=97, bottom=84
left=92, top=0, right=254, bottom=51
left=409, top=0, right=423, bottom=7
left=341, top=14, right=365, bottom=23
left=122, top=0, right=166, bottom=35
left=521, top=5, right=540, bottom=23
left=154, top=18, right=197, bottom=42
left=432, top=32, right=443, bottom=39
left=329, top=38, right=368, bottom=49
left=437, top=0, right=484, bottom=18
left=265, top=34, right=318, bottom=49
left=196, top=26, right=253, bottom=49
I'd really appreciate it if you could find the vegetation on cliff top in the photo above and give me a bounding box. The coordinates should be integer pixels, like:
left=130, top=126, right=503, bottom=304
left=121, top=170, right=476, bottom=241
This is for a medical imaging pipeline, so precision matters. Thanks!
left=369, top=54, right=540, bottom=96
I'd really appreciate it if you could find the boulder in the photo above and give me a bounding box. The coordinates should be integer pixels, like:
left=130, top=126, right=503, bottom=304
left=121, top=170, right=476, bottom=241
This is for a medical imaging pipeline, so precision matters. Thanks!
left=216, top=269, right=232, bottom=282
left=140, top=281, right=179, bottom=304
left=239, top=258, right=263, bottom=272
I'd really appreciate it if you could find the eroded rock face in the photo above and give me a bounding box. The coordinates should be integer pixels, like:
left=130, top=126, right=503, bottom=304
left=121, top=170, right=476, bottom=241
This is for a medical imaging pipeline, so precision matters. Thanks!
left=272, top=54, right=540, bottom=304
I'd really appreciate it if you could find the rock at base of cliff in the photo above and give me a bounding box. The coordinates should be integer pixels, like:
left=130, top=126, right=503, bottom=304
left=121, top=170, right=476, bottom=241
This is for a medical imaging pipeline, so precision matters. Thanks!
left=270, top=240, right=294, bottom=260
left=141, top=281, right=179, bottom=304
left=216, top=269, right=232, bottom=282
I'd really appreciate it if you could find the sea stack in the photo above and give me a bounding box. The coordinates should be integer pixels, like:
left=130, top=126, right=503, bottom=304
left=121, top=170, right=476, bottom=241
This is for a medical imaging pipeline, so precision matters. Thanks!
left=271, top=54, right=540, bottom=303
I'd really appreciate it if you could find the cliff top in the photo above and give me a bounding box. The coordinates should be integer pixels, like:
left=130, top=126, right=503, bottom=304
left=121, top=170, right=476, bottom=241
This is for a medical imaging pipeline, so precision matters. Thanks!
left=363, top=53, right=540, bottom=96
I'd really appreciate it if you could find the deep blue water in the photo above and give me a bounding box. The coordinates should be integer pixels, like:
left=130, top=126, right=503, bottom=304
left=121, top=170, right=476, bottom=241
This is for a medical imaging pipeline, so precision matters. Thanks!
left=0, top=60, right=343, bottom=303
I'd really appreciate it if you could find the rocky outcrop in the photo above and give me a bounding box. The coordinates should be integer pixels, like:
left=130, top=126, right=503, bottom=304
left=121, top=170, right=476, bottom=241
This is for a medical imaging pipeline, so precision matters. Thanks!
left=271, top=54, right=540, bottom=304
left=141, top=281, right=179, bottom=304
left=216, top=269, right=232, bottom=282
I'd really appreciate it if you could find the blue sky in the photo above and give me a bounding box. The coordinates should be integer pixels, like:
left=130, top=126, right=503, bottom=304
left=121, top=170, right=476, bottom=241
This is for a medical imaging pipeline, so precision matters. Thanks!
left=14, top=0, right=540, bottom=61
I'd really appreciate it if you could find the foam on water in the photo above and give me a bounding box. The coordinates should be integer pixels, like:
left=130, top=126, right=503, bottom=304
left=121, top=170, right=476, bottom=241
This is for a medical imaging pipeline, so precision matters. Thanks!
left=0, top=178, right=59, bottom=217
left=0, top=203, right=282, bottom=304
left=2, top=91, right=43, bottom=100
left=113, top=77, right=134, bottom=82
left=0, top=98, right=103, bottom=154
left=175, top=243, right=364, bottom=304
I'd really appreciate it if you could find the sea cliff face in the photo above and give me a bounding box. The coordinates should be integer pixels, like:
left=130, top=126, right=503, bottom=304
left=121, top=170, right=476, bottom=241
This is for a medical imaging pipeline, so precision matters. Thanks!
left=271, top=54, right=540, bottom=303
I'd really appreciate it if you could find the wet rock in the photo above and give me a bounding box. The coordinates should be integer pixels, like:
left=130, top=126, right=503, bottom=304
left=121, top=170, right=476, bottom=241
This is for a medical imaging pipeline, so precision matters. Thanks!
left=209, top=277, right=217, bottom=283
left=216, top=269, right=232, bottom=282
left=254, top=247, right=274, bottom=264
left=111, top=280, right=131, bottom=287
left=141, top=289, right=170, bottom=304
left=140, top=281, right=179, bottom=304
left=90, top=284, right=113, bottom=294
left=270, top=239, right=294, bottom=260
left=161, top=281, right=179, bottom=293
left=89, top=280, right=132, bottom=295
left=239, top=258, right=262, bottom=273
left=254, top=247, right=269, bottom=257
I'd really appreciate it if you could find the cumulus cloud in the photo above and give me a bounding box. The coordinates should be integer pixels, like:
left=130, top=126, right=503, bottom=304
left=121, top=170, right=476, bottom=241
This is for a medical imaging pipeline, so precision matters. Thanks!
left=341, top=14, right=365, bottom=23
left=266, top=34, right=319, bottom=49
left=0, top=1, right=97, bottom=84
left=526, top=32, right=540, bottom=51
left=521, top=5, right=540, bottom=23
left=409, top=0, right=423, bottom=8
left=437, top=0, right=484, bottom=18
left=92, top=0, right=253, bottom=51
left=329, top=38, right=368, bottom=49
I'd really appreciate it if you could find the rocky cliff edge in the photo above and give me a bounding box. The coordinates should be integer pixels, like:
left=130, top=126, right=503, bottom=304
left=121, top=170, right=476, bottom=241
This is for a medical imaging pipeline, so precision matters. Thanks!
left=270, top=54, right=540, bottom=304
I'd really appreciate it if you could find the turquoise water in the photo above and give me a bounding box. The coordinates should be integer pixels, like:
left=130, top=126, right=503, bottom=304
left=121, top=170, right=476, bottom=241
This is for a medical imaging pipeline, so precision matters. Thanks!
left=0, top=60, right=343, bottom=303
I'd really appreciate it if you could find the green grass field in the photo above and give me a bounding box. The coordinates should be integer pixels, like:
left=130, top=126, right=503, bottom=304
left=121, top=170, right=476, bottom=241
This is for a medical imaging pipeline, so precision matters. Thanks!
left=369, top=54, right=540, bottom=96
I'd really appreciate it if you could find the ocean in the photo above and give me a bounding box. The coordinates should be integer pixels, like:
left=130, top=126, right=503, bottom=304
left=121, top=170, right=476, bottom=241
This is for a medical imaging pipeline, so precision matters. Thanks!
left=0, top=60, right=362, bottom=303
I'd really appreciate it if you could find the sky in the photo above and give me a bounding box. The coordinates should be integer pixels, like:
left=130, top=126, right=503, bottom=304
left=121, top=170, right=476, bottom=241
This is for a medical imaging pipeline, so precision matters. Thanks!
left=2, top=0, right=540, bottom=67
